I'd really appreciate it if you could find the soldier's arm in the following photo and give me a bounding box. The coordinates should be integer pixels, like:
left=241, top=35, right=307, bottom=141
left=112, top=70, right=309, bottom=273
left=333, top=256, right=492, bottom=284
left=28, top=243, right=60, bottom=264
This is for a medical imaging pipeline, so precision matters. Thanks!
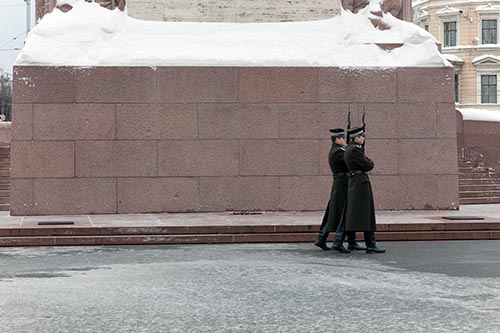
left=352, top=147, right=374, bottom=172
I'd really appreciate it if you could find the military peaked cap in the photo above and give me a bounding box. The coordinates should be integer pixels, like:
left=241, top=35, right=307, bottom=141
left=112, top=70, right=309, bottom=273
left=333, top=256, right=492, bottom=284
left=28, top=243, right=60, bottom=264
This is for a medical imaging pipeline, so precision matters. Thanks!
left=329, top=128, right=346, bottom=137
left=347, top=127, right=366, bottom=138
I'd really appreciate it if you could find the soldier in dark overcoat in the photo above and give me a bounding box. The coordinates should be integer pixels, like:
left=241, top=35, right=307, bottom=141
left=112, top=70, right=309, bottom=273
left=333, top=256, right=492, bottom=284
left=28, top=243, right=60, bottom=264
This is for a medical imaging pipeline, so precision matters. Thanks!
left=340, top=127, right=385, bottom=253
left=314, top=128, right=364, bottom=252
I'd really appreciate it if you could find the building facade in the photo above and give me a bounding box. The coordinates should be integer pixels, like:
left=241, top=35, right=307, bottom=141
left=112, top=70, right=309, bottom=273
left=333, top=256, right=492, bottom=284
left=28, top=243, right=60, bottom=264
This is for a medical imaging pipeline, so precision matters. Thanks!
left=414, top=0, right=500, bottom=110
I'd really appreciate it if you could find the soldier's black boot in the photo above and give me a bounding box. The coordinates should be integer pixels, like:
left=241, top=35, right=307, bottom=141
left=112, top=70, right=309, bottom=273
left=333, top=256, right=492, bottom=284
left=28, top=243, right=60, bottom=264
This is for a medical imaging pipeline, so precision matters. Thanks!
left=347, top=231, right=367, bottom=251
left=331, top=231, right=350, bottom=253
left=314, top=227, right=331, bottom=251
left=364, top=231, right=385, bottom=254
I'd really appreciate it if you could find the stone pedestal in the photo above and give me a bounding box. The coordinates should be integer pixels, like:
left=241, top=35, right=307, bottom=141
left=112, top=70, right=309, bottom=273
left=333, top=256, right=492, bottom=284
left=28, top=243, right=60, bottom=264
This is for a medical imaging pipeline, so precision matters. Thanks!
left=11, top=66, right=458, bottom=215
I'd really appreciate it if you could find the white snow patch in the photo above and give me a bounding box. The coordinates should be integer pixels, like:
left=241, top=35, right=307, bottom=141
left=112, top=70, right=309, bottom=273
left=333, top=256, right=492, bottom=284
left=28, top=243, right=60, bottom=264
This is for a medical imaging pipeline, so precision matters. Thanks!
left=15, top=0, right=449, bottom=68
left=476, top=3, right=500, bottom=12
left=443, top=54, right=464, bottom=63
left=457, top=108, right=500, bottom=122
left=472, top=54, right=500, bottom=64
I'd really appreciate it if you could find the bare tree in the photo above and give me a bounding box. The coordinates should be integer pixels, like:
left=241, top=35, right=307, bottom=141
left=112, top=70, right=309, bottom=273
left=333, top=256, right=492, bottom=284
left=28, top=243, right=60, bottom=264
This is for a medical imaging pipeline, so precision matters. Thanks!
left=0, top=70, right=12, bottom=122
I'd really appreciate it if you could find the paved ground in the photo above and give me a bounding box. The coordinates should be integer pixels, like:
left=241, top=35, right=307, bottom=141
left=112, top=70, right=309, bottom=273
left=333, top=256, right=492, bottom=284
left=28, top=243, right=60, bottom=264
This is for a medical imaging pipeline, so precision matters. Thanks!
left=1, top=204, right=500, bottom=229
left=1, top=241, right=500, bottom=332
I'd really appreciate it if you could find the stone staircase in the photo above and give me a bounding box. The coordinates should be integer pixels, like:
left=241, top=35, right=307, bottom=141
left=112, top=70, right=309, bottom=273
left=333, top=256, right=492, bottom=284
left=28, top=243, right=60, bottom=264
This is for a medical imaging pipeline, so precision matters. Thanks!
left=2, top=220, right=500, bottom=247
left=0, top=144, right=9, bottom=211
left=459, top=159, right=500, bottom=205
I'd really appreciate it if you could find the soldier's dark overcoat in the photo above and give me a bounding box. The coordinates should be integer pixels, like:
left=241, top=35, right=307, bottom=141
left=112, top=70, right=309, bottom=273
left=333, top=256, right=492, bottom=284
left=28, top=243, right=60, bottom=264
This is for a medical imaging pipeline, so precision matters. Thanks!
left=343, top=142, right=376, bottom=232
left=325, top=143, right=349, bottom=232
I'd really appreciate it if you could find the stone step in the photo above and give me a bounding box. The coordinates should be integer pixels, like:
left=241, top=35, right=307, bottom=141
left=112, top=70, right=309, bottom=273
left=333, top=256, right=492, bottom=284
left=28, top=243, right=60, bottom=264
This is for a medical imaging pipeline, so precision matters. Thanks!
left=1, top=229, right=500, bottom=247
left=460, top=197, right=500, bottom=204
left=458, top=162, right=481, bottom=168
left=460, top=184, right=500, bottom=191
left=458, top=173, right=500, bottom=179
left=0, top=197, right=9, bottom=204
left=0, top=203, right=9, bottom=211
left=459, top=178, right=500, bottom=185
left=459, top=190, right=500, bottom=198
left=458, top=167, right=494, bottom=173
left=0, top=171, right=10, bottom=177
left=0, top=190, right=10, bottom=197
left=2, top=220, right=500, bottom=237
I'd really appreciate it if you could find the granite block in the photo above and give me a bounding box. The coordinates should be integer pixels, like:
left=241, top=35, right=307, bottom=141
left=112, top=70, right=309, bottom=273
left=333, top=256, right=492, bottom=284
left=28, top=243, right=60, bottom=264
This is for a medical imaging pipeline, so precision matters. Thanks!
left=76, top=141, right=157, bottom=177
left=456, top=110, right=464, bottom=133
left=360, top=103, right=399, bottom=139
left=13, top=66, right=76, bottom=103
left=437, top=175, right=460, bottom=210
left=157, top=67, right=238, bottom=102
left=364, top=139, right=398, bottom=175
left=397, top=67, right=455, bottom=103
left=464, top=120, right=500, bottom=135
left=117, top=104, right=198, bottom=140
left=118, top=178, right=198, bottom=213
left=398, top=175, right=437, bottom=210
left=396, top=103, right=437, bottom=139
left=199, top=177, right=280, bottom=211
left=436, top=103, right=457, bottom=139
left=198, top=103, right=279, bottom=139
left=465, top=134, right=500, bottom=148
left=370, top=175, right=401, bottom=210
left=33, top=178, right=116, bottom=215
left=34, top=104, right=115, bottom=140
left=240, top=140, right=319, bottom=176
left=398, top=139, right=457, bottom=174
left=159, top=140, right=239, bottom=176
left=11, top=104, right=32, bottom=141
left=319, top=68, right=397, bottom=102
left=75, top=67, right=156, bottom=102
left=239, top=67, right=318, bottom=102
left=278, top=103, right=349, bottom=139
left=279, top=176, right=330, bottom=210
left=10, top=179, right=34, bottom=216
left=11, top=141, right=74, bottom=178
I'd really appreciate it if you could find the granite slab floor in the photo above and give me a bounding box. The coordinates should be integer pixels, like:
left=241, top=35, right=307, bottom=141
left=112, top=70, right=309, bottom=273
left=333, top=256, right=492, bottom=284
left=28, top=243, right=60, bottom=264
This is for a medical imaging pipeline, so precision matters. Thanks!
left=1, top=204, right=500, bottom=229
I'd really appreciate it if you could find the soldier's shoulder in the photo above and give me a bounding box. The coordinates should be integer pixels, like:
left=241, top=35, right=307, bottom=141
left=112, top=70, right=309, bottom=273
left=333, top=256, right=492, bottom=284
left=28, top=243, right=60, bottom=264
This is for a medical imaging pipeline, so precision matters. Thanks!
left=346, top=143, right=361, bottom=150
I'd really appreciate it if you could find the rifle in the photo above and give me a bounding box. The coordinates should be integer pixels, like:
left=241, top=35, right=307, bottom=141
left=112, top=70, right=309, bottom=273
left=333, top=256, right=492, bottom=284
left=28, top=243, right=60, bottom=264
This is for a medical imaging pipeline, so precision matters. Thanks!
left=361, top=112, right=366, bottom=148
left=346, top=111, right=351, bottom=144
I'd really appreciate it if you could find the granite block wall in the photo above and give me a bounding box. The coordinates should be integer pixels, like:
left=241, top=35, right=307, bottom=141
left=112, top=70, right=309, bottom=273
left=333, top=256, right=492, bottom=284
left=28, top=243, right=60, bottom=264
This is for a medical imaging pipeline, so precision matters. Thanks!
left=457, top=111, right=500, bottom=172
left=11, top=66, right=458, bottom=215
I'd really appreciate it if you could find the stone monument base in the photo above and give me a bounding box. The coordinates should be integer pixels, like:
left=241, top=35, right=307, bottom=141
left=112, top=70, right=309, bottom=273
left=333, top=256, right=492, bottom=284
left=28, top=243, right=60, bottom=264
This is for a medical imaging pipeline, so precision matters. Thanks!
left=11, top=66, right=458, bottom=215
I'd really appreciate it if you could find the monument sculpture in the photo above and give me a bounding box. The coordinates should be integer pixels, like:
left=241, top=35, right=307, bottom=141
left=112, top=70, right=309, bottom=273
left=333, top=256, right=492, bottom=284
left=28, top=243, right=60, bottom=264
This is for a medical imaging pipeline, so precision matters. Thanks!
left=341, top=0, right=414, bottom=30
left=36, top=0, right=125, bottom=21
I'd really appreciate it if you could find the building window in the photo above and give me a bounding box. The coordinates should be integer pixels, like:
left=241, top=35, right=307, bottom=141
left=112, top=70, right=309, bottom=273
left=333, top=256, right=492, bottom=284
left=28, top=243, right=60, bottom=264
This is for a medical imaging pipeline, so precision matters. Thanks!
left=482, top=19, right=497, bottom=44
left=454, top=73, right=459, bottom=102
left=424, top=25, right=429, bottom=31
left=481, top=75, right=497, bottom=103
left=444, top=21, right=457, bottom=46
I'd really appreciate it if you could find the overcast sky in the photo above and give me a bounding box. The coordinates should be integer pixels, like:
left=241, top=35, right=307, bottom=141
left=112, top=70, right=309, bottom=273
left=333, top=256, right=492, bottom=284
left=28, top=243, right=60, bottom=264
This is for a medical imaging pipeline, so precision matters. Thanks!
left=0, top=0, right=35, bottom=75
